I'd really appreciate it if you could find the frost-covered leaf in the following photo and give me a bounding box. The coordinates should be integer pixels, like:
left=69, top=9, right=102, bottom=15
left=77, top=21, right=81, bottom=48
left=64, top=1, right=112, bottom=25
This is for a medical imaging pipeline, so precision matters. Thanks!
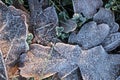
left=0, top=51, right=8, bottom=80
left=79, top=46, right=120, bottom=80
left=0, top=1, right=29, bottom=77
left=19, top=43, right=120, bottom=80
left=19, top=43, right=81, bottom=79
left=42, top=72, right=60, bottom=80
left=68, top=32, right=77, bottom=44
left=28, top=0, right=59, bottom=45
left=72, top=0, right=103, bottom=18
left=69, top=21, right=110, bottom=49
left=61, top=67, right=82, bottom=80
left=93, top=8, right=119, bottom=33
left=116, top=76, right=120, bottom=80
left=102, top=32, right=120, bottom=51
left=53, top=43, right=81, bottom=63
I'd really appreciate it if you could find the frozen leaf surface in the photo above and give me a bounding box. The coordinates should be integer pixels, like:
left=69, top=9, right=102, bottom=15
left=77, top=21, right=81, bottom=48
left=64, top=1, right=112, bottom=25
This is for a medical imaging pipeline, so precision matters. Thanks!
left=0, top=51, right=8, bottom=80
left=79, top=46, right=120, bottom=80
left=34, top=6, right=58, bottom=45
left=53, top=43, right=82, bottom=63
left=28, top=0, right=58, bottom=45
left=42, top=72, right=60, bottom=80
left=116, top=76, right=120, bottom=80
left=20, top=43, right=120, bottom=80
left=72, top=0, right=103, bottom=18
left=61, top=67, right=83, bottom=80
left=69, top=21, right=110, bottom=49
left=19, top=43, right=81, bottom=79
left=0, top=1, right=29, bottom=77
left=102, top=32, right=120, bottom=51
left=93, top=8, right=119, bottom=33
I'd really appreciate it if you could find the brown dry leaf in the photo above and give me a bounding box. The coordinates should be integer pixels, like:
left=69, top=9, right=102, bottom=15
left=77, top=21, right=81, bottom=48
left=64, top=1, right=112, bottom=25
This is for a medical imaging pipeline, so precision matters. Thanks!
left=20, top=43, right=120, bottom=80
left=19, top=44, right=79, bottom=79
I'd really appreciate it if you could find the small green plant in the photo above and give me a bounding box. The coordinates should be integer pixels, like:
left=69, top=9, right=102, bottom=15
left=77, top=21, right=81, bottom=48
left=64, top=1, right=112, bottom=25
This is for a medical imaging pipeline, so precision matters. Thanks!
left=72, top=13, right=87, bottom=27
left=105, top=0, right=120, bottom=22
left=55, top=11, right=70, bottom=40
left=56, top=26, right=64, bottom=37
left=26, top=33, right=33, bottom=45
left=105, top=0, right=120, bottom=11
left=56, top=13, right=87, bottom=41
left=56, top=26, right=69, bottom=40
